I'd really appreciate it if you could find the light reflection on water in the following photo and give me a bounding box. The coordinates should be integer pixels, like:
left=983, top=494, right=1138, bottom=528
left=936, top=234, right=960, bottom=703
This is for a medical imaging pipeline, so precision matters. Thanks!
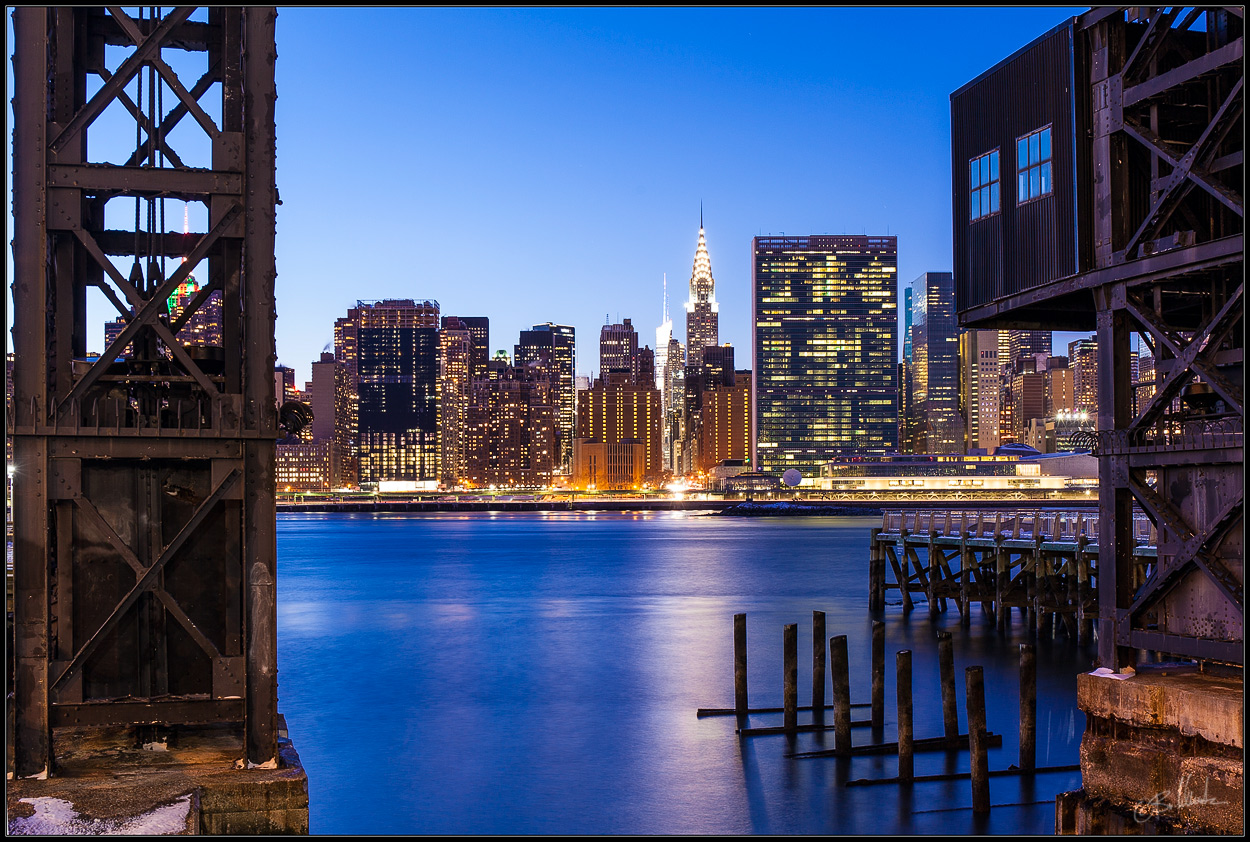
left=276, top=511, right=1092, bottom=835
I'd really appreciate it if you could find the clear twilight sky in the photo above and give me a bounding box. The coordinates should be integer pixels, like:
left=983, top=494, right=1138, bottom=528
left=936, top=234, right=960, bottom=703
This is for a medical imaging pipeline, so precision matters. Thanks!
left=6, top=7, right=1094, bottom=386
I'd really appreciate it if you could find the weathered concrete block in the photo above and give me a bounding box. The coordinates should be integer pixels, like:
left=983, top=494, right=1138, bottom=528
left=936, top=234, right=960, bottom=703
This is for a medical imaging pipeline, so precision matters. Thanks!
left=201, top=807, right=309, bottom=835
left=1077, top=671, right=1243, bottom=749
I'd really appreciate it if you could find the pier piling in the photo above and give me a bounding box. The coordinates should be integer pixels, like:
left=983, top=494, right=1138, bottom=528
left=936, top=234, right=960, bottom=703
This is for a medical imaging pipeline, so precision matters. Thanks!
left=734, top=613, right=748, bottom=717
left=812, top=611, right=826, bottom=719
left=966, top=666, right=990, bottom=814
left=1019, top=643, right=1036, bottom=771
left=871, top=620, right=884, bottom=730
left=937, top=630, right=958, bottom=740
left=896, top=649, right=913, bottom=781
left=831, top=634, right=852, bottom=755
left=783, top=624, right=798, bottom=733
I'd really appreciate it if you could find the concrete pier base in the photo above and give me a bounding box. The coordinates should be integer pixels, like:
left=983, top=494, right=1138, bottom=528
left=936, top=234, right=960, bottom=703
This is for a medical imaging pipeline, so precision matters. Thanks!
left=1056, top=667, right=1243, bottom=835
left=7, top=716, right=308, bottom=835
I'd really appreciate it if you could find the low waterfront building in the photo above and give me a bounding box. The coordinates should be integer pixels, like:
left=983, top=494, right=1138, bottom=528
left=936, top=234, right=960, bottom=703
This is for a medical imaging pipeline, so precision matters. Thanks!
left=723, top=471, right=782, bottom=494
left=572, top=437, right=646, bottom=491
left=814, top=450, right=1096, bottom=495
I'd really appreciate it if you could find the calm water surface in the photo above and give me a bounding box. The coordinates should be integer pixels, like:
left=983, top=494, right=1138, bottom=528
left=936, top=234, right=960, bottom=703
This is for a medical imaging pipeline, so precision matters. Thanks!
left=276, top=511, right=1093, bottom=835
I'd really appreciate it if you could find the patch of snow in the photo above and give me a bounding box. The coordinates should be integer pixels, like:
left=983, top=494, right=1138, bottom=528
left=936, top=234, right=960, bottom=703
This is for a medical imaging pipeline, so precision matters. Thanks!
left=247, top=757, right=278, bottom=770
left=1089, top=666, right=1135, bottom=680
left=9, top=795, right=191, bottom=836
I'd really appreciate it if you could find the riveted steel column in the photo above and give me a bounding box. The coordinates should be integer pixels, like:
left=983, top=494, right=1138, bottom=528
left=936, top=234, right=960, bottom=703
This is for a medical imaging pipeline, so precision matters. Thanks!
left=11, top=6, right=53, bottom=779
left=242, top=6, right=280, bottom=768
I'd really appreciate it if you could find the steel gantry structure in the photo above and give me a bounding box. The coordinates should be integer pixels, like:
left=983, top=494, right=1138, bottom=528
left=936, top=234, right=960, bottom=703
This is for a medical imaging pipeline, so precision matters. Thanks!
left=954, top=7, right=1242, bottom=668
left=10, top=7, right=280, bottom=776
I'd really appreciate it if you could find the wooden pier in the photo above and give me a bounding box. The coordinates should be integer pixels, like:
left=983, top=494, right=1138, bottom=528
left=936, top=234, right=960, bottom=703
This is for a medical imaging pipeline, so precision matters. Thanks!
left=870, top=509, right=1158, bottom=642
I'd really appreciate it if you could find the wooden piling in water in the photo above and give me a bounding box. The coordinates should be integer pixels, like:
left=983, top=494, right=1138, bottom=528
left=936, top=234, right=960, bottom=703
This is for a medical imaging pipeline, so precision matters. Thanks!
left=896, top=649, right=913, bottom=781
left=831, top=634, right=852, bottom=755
left=937, top=630, right=958, bottom=740
left=1019, top=643, right=1036, bottom=771
left=966, top=665, right=990, bottom=814
left=871, top=620, right=885, bottom=729
left=734, top=613, right=748, bottom=716
left=869, top=527, right=885, bottom=611
left=783, top=623, right=798, bottom=733
left=812, top=611, right=826, bottom=718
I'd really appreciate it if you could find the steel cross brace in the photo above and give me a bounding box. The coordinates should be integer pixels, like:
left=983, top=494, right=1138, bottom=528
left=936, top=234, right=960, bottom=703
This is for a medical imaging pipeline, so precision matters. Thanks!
left=1127, top=472, right=1245, bottom=613
left=1124, top=281, right=1245, bottom=426
left=49, top=7, right=197, bottom=155
left=1121, top=76, right=1245, bottom=257
left=50, top=468, right=241, bottom=694
left=60, top=201, right=242, bottom=411
left=105, top=6, right=221, bottom=141
left=70, top=495, right=224, bottom=667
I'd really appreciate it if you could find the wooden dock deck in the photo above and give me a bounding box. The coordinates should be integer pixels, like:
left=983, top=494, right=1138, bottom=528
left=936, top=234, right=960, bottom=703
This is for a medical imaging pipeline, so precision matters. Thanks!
left=870, top=509, right=1158, bottom=643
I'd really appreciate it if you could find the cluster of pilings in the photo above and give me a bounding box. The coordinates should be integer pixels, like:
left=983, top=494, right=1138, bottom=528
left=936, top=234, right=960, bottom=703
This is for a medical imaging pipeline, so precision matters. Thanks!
left=700, top=613, right=1080, bottom=815
left=869, top=509, right=1158, bottom=643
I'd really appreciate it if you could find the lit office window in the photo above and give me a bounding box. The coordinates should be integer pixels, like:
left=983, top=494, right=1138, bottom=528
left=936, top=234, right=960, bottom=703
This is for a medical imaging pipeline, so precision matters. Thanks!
left=969, top=150, right=999, bottom=221
left=1017, top=126, right=1052, bottom=202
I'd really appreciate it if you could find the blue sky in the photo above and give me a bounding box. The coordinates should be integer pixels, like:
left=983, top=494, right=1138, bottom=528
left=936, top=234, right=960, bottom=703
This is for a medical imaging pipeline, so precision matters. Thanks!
left=7, top=6, right=1091, bottom=384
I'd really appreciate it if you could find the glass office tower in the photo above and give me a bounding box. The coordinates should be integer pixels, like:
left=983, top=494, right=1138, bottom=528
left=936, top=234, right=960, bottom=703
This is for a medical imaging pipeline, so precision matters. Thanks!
left=752, top=235, right=899, bottom=476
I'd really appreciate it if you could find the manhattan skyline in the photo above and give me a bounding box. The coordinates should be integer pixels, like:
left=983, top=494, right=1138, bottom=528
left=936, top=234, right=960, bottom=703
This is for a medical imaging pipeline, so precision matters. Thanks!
left=6, top=6, right=1089, bottom=385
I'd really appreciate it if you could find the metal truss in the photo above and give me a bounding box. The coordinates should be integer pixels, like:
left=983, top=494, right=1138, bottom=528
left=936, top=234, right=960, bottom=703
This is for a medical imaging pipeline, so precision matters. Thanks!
left=10, top=7, right=279, bottom=776
left=1085, top=6, right=1243, bottom=667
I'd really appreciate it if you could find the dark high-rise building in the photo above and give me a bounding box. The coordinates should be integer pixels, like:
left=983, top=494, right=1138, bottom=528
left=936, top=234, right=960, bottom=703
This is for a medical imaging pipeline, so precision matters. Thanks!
left=752, top=235, right=899, bottom=476
left=684, top=219, right=719, bottom=369
left=663, top=336, right=685, bottom=473
left=902, top=286, right=914, bottom=363
left=336, top=299, right=441, bottom=486
left=515, top=323, right=576, bottom=473
left=599, top=319, right=639, bottom=380
left=904, top=271, right=964, bottom=454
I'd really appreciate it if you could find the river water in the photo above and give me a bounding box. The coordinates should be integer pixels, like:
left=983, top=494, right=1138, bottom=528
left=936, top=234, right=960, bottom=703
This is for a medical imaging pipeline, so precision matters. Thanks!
left=275, top=511, right=1093, bottom=835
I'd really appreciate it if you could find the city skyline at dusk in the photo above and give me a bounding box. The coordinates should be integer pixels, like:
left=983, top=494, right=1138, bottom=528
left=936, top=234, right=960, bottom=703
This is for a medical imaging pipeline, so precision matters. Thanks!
left=6, top=6, right=1090, bottom=385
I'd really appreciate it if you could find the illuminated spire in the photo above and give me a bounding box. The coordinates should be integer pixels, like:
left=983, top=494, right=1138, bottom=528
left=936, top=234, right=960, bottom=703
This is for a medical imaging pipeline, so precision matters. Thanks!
left=663, top=273, right=669, bottom=324
left=182, top=204, right=189, bottom=263
left=688, top=219, right=715, bottom=306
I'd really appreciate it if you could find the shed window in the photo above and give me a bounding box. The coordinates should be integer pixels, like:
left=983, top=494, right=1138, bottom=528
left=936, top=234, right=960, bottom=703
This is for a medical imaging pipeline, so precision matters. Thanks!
left=969, top=150, right=1000, bottom=222
left=1017, top=126, right=1053, bottom=202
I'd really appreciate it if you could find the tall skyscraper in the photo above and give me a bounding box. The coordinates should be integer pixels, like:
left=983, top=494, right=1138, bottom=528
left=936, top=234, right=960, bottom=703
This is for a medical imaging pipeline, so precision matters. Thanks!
left=335, top=299, right=441, bottom=486
left=515, top=323, right=576, bottom=473
left=439, top=319, right=475, bottom=488
left=904, top=272, right=964, bottom=454
left=961, top=329, right=1001, bottom=452
left=663, top=336, right=685, bottom=473
left=684, top=216, right=719, bottom=370
left=1069, top=337, right=1099, bottom=412
left=752, top=235, right=899, bottom=475
left=698, top=370, right=752, bottom=473
left=309, top=350, right=356, bottom=489
left=655, top=274, right=673, bottom=393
